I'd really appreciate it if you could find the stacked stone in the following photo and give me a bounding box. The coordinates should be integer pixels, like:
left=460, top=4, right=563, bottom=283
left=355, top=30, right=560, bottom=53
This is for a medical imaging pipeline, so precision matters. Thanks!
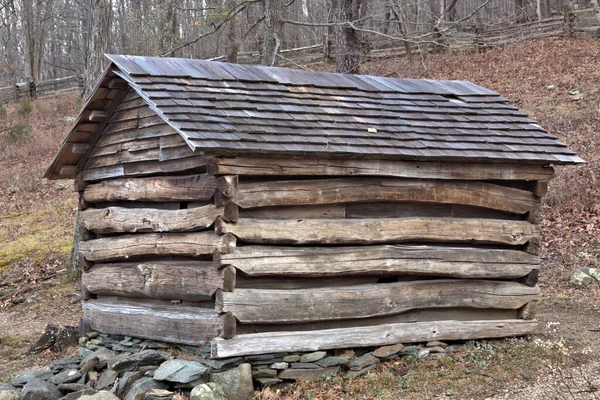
left=1, top=332, right=457, bottom=400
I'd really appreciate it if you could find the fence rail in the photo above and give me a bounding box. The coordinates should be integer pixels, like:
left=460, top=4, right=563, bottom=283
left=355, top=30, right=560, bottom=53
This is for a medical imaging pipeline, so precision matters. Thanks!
left=0, top=75, right=81, bottom=104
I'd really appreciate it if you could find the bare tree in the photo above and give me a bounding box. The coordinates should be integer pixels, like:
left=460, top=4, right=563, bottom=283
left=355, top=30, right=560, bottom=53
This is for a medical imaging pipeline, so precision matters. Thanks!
left=261, top=0, right=284, bottom=65
left=23, top=0, right=55, bottom=82
left=83, top=0, right=111, bottom=98
left=331, top=0, right=364, bottom=74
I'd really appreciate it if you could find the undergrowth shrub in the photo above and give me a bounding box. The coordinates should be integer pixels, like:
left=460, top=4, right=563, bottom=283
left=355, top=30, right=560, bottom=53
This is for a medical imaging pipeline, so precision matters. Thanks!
left=17, top=99, right=32, bottom=116
left=7, top=122, right=30, bottom=142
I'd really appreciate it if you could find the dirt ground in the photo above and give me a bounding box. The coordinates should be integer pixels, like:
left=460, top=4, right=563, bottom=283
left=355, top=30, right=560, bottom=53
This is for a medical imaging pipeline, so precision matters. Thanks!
left=1, top=36, right=599, bottom=398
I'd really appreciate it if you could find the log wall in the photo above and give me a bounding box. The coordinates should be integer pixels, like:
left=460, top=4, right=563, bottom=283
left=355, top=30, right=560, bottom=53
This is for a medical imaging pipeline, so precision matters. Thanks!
left=77, top=91, right=547, bottom=354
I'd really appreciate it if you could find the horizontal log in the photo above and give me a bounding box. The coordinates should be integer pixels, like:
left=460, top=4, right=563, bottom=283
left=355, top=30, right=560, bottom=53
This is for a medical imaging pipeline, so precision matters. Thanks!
left=217, top=245, right=539, bottom=279
left=233, top=178, right=537, bottom=214
left=236, top=308, right=519, bottom=334
left=211, top=319, right=539, bottom=357
left=84, top=299, right=235, bottom=344
left=80, top=232, right=236, bottom=262
left=217, top=280, right=539, bottom=323
left=81, top=204, right=225, bottom=233
left=84, top=174, right=217, bottom=203
left=216, top=218, right=539, bottom=246
left=82, top=262, right=235, bottom=300
left=346, top=202, right=519, bottom=220
left=208, top=157, right=555, bottom=181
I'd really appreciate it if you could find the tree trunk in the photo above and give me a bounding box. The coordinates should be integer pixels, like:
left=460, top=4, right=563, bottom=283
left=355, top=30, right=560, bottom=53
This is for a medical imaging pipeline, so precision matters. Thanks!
left=261, top=0, right=283, bottom=65
left=83, top=0, right=112, bottom=99
left=226, top=0, right=239, bottom=63
left=331, top=0, right=363, bottom=74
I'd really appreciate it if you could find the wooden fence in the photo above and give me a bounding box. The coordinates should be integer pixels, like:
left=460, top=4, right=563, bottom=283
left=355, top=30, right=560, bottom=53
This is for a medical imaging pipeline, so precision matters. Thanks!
left=0, top=75, right=81, bottom=104
left=214, top=7, right=599, bottom=67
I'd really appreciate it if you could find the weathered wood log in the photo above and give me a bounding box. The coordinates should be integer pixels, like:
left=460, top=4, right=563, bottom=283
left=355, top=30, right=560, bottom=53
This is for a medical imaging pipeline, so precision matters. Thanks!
left=217, top=280, right=539, bottom=323
left=345, top=202, right=519, bottom=220
left=236, top=308, right=519, bottom=334
left=82, top=262, right=235, bottom=300
left=217, top=175, right=238, bottom=198
left=216, top=218, right=539, bottom=246
left=84, top=299, right=235, bottom=344
left=211, top=319, right=539, bottom=357
left=84, top=174, right=217, bottom=203
left=208, top=157, right=555, bottom=181
left=518, top=301, right=536, bottom=320
left=233, top=178, right=538, bottom=214
left=216, top=245, right=539, bottom=279
left=79, top=232, right=236, bottom=262
left=80, top=204, right=224, bottom=233
left=240, top=204, right=346, bottom=219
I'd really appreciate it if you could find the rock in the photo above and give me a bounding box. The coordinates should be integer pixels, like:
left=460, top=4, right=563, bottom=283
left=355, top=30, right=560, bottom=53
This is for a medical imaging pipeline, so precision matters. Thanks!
left=582, top=267, right=600, bottom=282
left=316, top=357, right=349, bottom=368
left=254, top=377, right=282, bottom=387
left=58, top=383, right=89, bottom=392
left=109, top=350, right=166, bottom=373
left=372, top=343, right=404, bottom=359
left=282, top=355, right=300, bottom=363
left=172, top=376, right=209, bottom=389
left=269, top=362, right=288, bottom=370
left=347, top=364, right=377, bottom=379
left=77, top=348, right=95, bottom=361
left=546, top=84, right=556, bottom=90
left=290, top=363, right=319, bottom=369
left=417, top=349, right=430, bottom=358
left=11, top=370, right=55, bottom=386
left=278, top=367, right=339, bottom=381
left=196, top=357, right=244, bottom=372
left=244, top=354, right=274, bottom=362
left=143, top=389, right=173, bottom=400
left=0, top=384, right=19, bottom=393
left=153, top=360, right=208, bottom=384
left=86, top=332, right=100, bottom=339
left=426, top=341, right=448, bottom=348
left=570, top=270, right=593, bottom=287
left=80, top=357, right=99, bottom=374
left=51, top=357, right=80, bottom=369
left=49, top=369, right=82, bottom=385
left=21, top=379, right=62, bottom=400
left=79, top=391, right=120, bottom=400
left=87, top=371, right=99, bottom=385
left=399, top=346, right=420, bottom=356
left=123, top=378, right=168, bottom=400
left=251, top=369, right=277, bottom=378
left=139, top=341, right=169, bottom=350
left=0, top=392, right=20, bottom=400
left=210, top=363, right=254, bottom=400
left=190, top=383, right=228, bottom=400
left=63, top=389, right=97, bottom=400
left=95, top=369, right=118, bottom=390
left=348, top=353, right=378, bottom=371
left=428, top=347, right=445, bottom=354
left=113, top=371, right=145, bottom=398
left=336, top=350, right=355, bottom=360
left=299, top=351, right=327, bottom=363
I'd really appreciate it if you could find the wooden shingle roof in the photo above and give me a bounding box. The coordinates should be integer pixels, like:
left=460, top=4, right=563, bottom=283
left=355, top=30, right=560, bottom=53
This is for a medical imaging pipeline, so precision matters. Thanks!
left=46, top=55, right=583, bottom=179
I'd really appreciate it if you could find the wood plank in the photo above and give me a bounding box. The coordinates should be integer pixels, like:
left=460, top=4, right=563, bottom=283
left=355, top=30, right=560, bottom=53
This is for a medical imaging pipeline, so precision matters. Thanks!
left=211, top=319, right=539, bottom=357
left=236, top=308, right=519, bottom=334
left=72, top=143, right=91, bottom=154
left=80, top=204, right=224, bottom=233
left=216, top=218, right=539, bottom=246
left=217, top=245, right=539, bottom=279
left=208, top=157, right=555, bottom=181
left=89, top=110, right=108, bottom=122
left=84, top=299, right=235, bottom=344
left=59, top=165, right=78, bottom=177
left=82, top=262, right=235, bottom=300
left=233, top=178, right=538, bottom=214
left=79, top=232, right=236, bottom=262
left=217, top=280, right=540, bottom=323
left=240, top=204, right=347, bottom=219
left=84, top=174, right=217, bottom=203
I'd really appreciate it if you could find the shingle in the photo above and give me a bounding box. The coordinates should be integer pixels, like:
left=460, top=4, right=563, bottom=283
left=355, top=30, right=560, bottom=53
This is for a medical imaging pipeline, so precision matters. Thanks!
left=106, top=55, right=583, bottom=165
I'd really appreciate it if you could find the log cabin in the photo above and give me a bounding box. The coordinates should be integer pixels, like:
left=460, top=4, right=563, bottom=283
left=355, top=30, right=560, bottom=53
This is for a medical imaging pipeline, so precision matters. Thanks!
left=45, top=55, right=582, bottom=358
